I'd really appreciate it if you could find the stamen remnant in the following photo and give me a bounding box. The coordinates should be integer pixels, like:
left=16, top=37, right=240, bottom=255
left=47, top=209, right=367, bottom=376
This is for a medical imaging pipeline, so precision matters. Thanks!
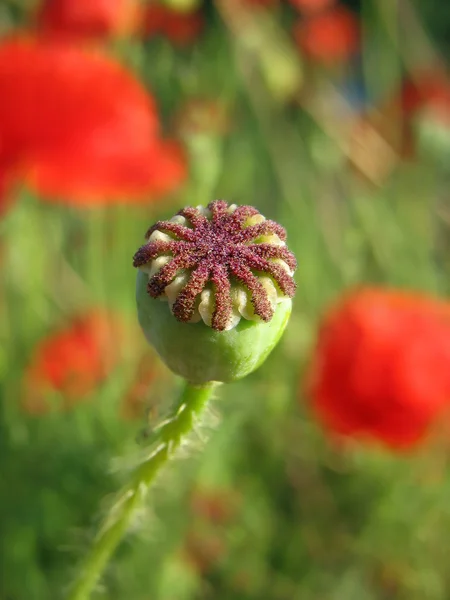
left=133, top=200, right=297, bottom=331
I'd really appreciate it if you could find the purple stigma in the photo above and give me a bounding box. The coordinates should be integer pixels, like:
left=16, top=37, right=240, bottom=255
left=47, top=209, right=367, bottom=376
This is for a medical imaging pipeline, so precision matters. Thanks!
left=133, top=200, right=297, bottom=331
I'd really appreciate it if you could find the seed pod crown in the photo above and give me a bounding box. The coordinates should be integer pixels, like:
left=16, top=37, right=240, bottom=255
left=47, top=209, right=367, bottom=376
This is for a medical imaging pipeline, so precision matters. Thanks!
left=133, top=200, right=296, bottom=332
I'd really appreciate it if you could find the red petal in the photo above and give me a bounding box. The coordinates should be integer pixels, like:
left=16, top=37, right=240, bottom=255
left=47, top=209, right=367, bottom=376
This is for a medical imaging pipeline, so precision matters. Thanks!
left=293, top=6, right=360, bottom=64
left=24, top=311, right=122, bottom=411
left=0, top=37, right=186, bottom=205
left=26, top=139, right=188, bottom=205
left=307, top=289, right=450, bottom=451
left=142, top=5, right=203, bottom=45
left=37, top=0, right=139, bottom=39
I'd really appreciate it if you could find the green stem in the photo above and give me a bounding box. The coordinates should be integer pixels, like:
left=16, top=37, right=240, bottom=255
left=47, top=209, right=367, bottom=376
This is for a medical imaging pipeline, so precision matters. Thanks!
left=68, top=381, right=218, bottom=600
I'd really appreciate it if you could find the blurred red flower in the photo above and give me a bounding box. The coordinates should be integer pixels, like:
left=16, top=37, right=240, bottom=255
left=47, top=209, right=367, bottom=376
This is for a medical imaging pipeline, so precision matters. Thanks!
left=307, top=289, right=450, bottom=450
left=397, top=70, right=450, bottom=145
left=36, top=0, right=139, bottom=40
left=400, top=69, right=450, bottom=116
left=288, top=0, right=335, bottom=15
left=23, top=312, right=121, bottom=413
left=142, top=3, right=204, bottom=46
left=0, top=37, right=186, bottom=206
left=293, top=5, right=359, bottom=65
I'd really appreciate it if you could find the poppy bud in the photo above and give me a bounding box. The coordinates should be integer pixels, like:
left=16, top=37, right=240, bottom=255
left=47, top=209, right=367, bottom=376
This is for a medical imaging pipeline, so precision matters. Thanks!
left=133, top=200, right=297, bottom=383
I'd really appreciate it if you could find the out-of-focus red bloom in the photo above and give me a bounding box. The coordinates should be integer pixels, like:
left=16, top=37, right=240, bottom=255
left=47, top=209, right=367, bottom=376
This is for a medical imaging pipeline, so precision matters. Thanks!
left=142, top=4, right=166, bottom=36
left=142, top=3, right=204, bottom=46
left=36, top=0, right=140, bottom=40
left=293, top=5, right=359, bottom=65
left=399, top=69, right=450, bottom=117
left=307, top=289, right=450, bottom=450
left=24, top=312, right=121, bottom=413
left=398, top=71, right=450, bottom=153
left=0, top=37, right=186, bottom=206
left=288, top=0, right=335, bottom=15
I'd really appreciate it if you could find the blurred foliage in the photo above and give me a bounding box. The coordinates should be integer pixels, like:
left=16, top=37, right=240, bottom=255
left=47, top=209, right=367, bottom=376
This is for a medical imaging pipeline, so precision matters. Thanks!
left=1, top=0, right=450, bottom=599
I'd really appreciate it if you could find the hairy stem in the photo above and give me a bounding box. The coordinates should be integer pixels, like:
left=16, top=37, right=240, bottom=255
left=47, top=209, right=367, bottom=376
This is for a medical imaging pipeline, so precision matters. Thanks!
left=68, top=381, right=218, bottom=600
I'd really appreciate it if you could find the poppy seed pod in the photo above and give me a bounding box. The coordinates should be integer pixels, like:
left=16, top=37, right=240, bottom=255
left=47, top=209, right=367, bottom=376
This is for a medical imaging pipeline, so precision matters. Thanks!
left=133, top=200, right=297, bottom=383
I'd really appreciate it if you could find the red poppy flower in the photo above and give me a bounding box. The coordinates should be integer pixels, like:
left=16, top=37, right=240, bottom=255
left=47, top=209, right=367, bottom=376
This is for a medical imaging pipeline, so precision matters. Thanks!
left=142, top=4, right=204, bottom=45
left=293, top=5, right=359, bottom=65
left=399, top=69, right=450, bottom=116
left=398, top=71, right=450, bottom=148
left=288, top=0, right=335, bottom=15
left=36, top=0, right=140, bottom=40
left=307, top=289, right=450, bottom=450
left=0, top=37, right=187, bottom=206
left=23, top=312, right=122, bottom=413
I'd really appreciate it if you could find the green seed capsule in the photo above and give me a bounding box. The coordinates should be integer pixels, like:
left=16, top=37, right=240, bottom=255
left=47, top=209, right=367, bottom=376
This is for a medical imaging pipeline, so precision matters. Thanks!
left=133, top=200, right=297, bottom=384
